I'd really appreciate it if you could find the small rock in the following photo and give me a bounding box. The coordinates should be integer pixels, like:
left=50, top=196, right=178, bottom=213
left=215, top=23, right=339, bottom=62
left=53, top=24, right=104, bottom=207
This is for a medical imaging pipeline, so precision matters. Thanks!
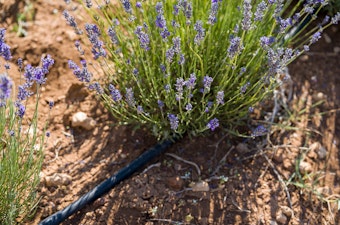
left=323, top=33, right=331, bottom=44
left=299, top=161, right=313, bottom=174
left=276, top=211, right=287, bottom=224
left=334, top=46, right=340, bottom=54
left=309, top=142, right=321, bottom=152
left=72, top=112, right=96, bottom=130
left=236, top=143, right=249, bottom=154
left=280, top=206, right=293, bottom=217
left=45, top=173, right=72, bottom=187
left=317, top=146, right=327, bottom=160
left=300, top=55, right=309, bottom=61
left=166, top=176, right=184, bottom=191
left=191, top=181, right=210, bottom=192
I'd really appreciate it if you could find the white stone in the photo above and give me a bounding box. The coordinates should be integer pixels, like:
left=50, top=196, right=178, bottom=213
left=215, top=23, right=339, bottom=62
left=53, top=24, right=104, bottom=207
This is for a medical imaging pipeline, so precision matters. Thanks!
left=72, top=112, right=96, bottom=130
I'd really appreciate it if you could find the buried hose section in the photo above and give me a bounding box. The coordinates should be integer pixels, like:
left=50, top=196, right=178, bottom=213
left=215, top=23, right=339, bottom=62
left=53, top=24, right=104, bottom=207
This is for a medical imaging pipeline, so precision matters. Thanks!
left=39, top=138, right=177, bottom=225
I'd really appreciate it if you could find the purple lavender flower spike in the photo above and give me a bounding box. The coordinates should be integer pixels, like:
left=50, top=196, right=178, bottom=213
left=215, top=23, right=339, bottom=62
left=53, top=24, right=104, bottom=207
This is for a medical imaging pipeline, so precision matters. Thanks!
left=251, top=125, right=268, bottom=137
left=0, top=74, right=12, bottom=106
left=207, top=118, right=219, bottom=131
left=109, top=84, right=122, bottom=102
left=242, top=0, right=252, bottom=31
left=310, top=31, right=322, bottom=44
left=41, top=54, right=55, bottom=73
left=168, top=114, right=179, bottom=130
left=15, top=101, right=26, bottom=118
left=254, top=1, right=267, bottom=21
left=227, top=36, right=243, bottom=58
left=135, top=26, right=150, bottom=51
left=207, top=0, right=220, bottom=25
left=185, top=103, right=192, bottom=111
left=89, top=82, right=104, bottom=94
left=186, top=73, right=196, bottom=90
left=125, top=87, right=136, bottom=106
left=240, top=81, right=250, bottom=94
left=194, top=20, right=205, bottom=45
left=216, top=91, right=224, bottom=105
left=121, top=0, right=132, bottom=13
left=203, top=76, right=213, bottom=91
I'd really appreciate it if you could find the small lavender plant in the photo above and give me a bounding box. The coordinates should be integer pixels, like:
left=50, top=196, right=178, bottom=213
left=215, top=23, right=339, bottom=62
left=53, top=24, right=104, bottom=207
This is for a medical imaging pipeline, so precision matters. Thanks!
left=0, top=28, right=54, bottom=223
left=65, top=0, right=339, bottom=139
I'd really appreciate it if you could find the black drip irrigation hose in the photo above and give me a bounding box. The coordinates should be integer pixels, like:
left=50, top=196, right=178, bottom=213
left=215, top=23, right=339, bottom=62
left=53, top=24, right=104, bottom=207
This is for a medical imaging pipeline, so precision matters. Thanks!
left=39, top=138, right=177, bottom=225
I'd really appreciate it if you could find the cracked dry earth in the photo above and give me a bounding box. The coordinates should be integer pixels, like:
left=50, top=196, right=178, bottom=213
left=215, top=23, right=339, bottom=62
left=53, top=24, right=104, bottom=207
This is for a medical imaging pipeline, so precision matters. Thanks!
left=1, top=0, right=340, bottom=224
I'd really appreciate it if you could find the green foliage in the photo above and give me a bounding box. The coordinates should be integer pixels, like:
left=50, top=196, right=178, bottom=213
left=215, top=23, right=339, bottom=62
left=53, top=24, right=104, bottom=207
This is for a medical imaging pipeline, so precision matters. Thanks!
left=68, top=0, right=337, bottom=139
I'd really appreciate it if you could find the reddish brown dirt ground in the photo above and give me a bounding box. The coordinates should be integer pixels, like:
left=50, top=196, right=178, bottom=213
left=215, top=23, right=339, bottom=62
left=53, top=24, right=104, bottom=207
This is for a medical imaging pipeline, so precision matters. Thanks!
left=1, top=1, right=340, bottom=225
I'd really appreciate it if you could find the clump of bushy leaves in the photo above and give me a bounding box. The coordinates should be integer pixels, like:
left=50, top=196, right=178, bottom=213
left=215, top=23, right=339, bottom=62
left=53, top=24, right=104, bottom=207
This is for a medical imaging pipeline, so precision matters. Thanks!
left=0, top=28, right=54, bottom=224
left=65, top=0, right=339, bottom=139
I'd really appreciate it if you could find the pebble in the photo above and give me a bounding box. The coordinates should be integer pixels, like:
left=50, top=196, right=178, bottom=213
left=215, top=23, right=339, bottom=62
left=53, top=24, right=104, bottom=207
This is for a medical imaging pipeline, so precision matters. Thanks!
left=45, top=173, right=72, bottom=187
left=280, top=206, right=293, bottom=217
left=72, top=112, right=96, bottom=130
left=166, top=176, right=184, bottom=191
left=317, top=146, right=327, bottom=160
left=236, top=143, right=249, bottom=154
left=191, top=181, right=210, bottom=192
left=334, top=46, right=340, bottom=54
left=299, top=161, right=313, bottom=175
left=276, top=211, right=288, bottom=224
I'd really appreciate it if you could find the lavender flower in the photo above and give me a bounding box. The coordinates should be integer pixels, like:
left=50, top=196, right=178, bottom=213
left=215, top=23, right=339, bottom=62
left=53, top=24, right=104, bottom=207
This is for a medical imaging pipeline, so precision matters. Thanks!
left=157, top=100, right=164, bottom=108
left=203, top=76, right=213, bottom=91
left=15, top=101, right=26, bottom=118
left=303, top=45, right=310, bottom=52
left=68, top=60, right=92, bottom=83
left=260, top=36, right=275, bottom=49
left=41, top=54, right=54, bottom=73
left=17, top=84, right=32, bottom=101
left=0, top=74, right=12, bottom=105
left=205, top=101, right=213, bottom=113
left=332, top=12, right=340, bottom=24
left=166, top=47, right=175, bottom=63
left=185, top=73, right=196, bottom=90
left=17, top=58, right=23, bottom=70
left=121, top=0, right=132, bottom=13
left=185, top=103, right=192, bottom=111
left=216, top=91, right=224, bottom=105
left=135, top=26, right=150, bottom=51
left=251, top=125, right=268, bottom=137
left=168, top=114, right=179, bottom=130
left=137, top=105, right=144, bottom=114
left=63, top=10, right=82, bottom=34
left=172, top=37, right=181, bottom=54
left=207, top=0, right=220, bottom=25
left=175, top=77, right=185, bottom=97
left=34, top=68, right=47, bottom=84
left=207, top=118, right=219, bottom=131
left=254, top=1, right=267, bottom=21
left=49, top=101, right=54, bottom=109
left=164, top=84, right=171, bottom=92
left=109, top=84, right=122, bottom=102
left=125, top=88, right=136, bottom=106
left=242, top=0, right=252, bottom=31
left=85, top=24, right=106, bottom=59
left=178, top=54, right=185, bottom=65
left=136, top=2, right=142, bottom=8
left=108, top=26, right=119, bottom=45
left=310, top=31, right=321, bottom=44
left=160, top=64, right=166, bottom=73
left=194, top=20, right=205, bottom=45
left=89, top=82, right=104, bottom=94
left=227, top=36, right=243, bottom=58
left=240, top=81, right=250, bottom=94
left=0, top=29, right=12, bottom=61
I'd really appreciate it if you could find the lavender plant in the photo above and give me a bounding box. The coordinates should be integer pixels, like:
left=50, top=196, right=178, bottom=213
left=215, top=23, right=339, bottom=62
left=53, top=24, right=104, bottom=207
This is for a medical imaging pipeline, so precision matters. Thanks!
left=0, top=28, right=54, bottom=224
left=65, top=0, right=339, bottom=139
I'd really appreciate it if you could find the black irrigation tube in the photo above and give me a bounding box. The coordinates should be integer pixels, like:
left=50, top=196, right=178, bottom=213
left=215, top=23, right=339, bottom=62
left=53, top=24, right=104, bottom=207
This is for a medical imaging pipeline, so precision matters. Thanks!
left=39, top=138, right=177, bottom=225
